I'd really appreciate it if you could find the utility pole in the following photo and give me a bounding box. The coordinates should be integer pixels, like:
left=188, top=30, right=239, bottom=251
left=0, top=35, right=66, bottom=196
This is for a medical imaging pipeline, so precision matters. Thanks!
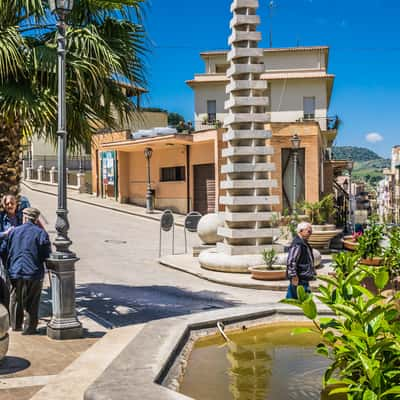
left=268, top=1, right=276, bottom=48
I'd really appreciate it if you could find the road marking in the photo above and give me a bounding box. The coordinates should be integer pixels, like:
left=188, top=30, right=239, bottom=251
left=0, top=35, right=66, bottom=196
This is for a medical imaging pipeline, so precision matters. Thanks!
left=0, top=375, right=56, bottom=389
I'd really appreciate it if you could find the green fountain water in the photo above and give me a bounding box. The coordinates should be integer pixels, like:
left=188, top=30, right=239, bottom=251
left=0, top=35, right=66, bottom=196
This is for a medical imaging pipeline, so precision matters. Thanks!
left=179, top=322, right=344, bottom=400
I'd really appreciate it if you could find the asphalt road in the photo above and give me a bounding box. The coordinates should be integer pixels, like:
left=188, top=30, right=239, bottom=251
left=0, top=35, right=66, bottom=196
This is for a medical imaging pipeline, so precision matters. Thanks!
left=22, top=187, right=284, bottom=329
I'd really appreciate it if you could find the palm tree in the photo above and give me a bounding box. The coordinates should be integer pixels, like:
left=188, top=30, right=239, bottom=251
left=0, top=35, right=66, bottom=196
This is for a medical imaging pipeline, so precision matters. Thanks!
left=0, top=0, right=147, bottom=197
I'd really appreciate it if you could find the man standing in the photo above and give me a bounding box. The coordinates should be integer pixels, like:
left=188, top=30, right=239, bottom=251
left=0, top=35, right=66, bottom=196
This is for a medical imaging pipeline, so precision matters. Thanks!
left=286, top=222, right=316, bottom=299
left=6, top=208, right=51, bottom=334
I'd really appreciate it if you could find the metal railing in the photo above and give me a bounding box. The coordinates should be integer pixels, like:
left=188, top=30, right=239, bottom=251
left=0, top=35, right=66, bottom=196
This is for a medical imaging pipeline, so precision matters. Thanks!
left=298, top=115, right=340, bottom=131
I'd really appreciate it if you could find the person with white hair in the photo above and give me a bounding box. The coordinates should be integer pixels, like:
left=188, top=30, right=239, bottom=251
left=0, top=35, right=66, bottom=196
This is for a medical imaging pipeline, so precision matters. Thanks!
left=286, top=222, right=316, bottom=299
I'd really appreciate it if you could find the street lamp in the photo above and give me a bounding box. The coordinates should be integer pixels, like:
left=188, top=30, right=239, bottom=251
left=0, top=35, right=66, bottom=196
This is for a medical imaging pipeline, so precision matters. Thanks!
left=144, top=147, right=154, bottom=213
left=347, top=159, right=354, bottom=233
left=290, top=133, right=301, bottom=212
left=46, top=0, right=83, bottom=340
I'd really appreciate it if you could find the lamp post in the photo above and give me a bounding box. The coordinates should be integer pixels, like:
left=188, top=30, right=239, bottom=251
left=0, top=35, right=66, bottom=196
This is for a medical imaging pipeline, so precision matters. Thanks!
left=347, top=159, right=354, bottom=233
left=46, top=0, right=83, bottom=340
left=290, top=133, right=301, bottom=213
left=144, top=147, right=154, bottom=213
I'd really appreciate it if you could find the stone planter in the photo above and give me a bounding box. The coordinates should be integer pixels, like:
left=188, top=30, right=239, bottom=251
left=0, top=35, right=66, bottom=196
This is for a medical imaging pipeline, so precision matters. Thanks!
left=342, top=235, right=359, bottom=251
left=308, top=225, right=343, bottom=249
left=0, top=304, right=9, bottom=361
left=248, top=265, right=287, bottom=281
left=359, top=257, right=384, bottom=266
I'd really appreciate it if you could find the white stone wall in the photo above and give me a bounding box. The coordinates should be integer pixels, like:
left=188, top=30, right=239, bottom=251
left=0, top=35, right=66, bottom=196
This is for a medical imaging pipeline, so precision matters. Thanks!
left=269, top=79, right=328, bottom=130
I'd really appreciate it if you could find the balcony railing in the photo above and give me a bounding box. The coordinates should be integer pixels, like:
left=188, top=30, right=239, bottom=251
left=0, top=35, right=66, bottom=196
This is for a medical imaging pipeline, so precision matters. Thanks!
left=298, top=115, right=340, bottom=131
left=195, top=120, right=224, bottom=131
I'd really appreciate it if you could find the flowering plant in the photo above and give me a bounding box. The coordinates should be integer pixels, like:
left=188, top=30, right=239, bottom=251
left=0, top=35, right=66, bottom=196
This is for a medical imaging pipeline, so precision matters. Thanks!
left=351, top=231, right=362, bottom=242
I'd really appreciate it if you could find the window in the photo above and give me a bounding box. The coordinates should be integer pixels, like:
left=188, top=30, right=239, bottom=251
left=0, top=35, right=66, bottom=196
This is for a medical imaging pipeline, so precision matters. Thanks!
left=303, top=96, right=316, bottom=120
left=215, top=64, right=229, bottom=73
left=160, top=166, right=185, bottom=182
left=207, top=100, right=217, bottom=123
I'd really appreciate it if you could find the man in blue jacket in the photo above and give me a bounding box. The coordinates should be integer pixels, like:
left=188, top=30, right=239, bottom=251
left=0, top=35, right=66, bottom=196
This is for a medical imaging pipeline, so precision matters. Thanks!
left=6, top=207, right=51, bottom=334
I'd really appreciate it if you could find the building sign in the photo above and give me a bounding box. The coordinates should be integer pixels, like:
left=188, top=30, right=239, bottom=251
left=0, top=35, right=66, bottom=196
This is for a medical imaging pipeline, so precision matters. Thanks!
left=102, top=151, right=116, bottom=185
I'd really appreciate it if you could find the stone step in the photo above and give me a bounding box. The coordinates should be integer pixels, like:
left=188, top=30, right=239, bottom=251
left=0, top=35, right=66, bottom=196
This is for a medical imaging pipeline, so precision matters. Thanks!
left=222, top=146, right=273, bottom=157
left=220, top=195, right=280, bottom=205
left=230, top=0, right=259, bottom=11
left=224, top=113, right=270, bottom=126
left=224, top=211, right=279, bottom=222
left=218, top=227, right=281, bottom=239
left=223, top=129, right=271, bottom=141
left=228, top=31, right=261, bottom=45
left=221, top=163, right=275, bottom=173
left=226, top=80, right=268, bottom=93
left=230, top=14, right=260, bottom=29
left=220, top=179, right=277, bottom=189
left=217, top=242, right=283, bottom=256
left=225, top=96, right=269, bottom=109
left=227, top=64, right=265, bottom=77
left=228, top=48, right=264, bottom=61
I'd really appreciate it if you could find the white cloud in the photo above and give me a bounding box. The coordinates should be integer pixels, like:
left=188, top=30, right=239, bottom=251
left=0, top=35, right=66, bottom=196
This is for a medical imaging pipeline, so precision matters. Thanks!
left=365, top=132, right=384, bottom=143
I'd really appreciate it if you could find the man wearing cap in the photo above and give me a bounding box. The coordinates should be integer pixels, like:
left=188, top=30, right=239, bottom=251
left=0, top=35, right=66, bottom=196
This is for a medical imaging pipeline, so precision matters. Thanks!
left=6, top=207, right=51, bottom=334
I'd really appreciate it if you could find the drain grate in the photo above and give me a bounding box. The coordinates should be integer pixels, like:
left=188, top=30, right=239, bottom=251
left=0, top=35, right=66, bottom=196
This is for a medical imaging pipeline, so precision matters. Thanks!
left=104, top=239, right=127, bottom=244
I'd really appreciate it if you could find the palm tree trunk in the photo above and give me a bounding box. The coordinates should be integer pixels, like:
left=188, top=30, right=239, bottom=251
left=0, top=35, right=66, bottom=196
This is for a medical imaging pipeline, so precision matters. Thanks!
left=0, top=121, right=22, bottom=197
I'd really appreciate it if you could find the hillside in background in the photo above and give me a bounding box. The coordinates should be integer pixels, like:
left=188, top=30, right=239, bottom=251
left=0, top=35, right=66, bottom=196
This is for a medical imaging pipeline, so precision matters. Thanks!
left=332, top=146, right=391, bottom=187
left=332, top=146, right=383, bottom=162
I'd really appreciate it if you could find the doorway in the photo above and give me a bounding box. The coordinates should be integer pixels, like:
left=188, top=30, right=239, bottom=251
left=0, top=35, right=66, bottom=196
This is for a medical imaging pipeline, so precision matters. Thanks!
left=193, top=164, right=215, bottom=215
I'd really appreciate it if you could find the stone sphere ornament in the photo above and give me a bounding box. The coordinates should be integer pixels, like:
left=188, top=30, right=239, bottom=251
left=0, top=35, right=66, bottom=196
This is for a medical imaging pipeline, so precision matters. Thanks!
left=197, top=213, right=224, bottom=245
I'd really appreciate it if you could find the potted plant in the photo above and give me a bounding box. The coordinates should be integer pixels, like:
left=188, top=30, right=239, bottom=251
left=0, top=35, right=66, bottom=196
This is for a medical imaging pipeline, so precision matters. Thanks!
left=300, top=194, right=342, bottom=249
left=382, top=226, right=400, bottom=293
left=342, top=231, right=362, bottom=251
left=356, top=223, right=384, bottom=266
left=248, top=248, right=287, bottom=280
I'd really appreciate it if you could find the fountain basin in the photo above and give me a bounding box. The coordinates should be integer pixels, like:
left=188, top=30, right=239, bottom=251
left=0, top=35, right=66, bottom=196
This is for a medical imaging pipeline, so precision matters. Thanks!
left=85, top=304, right=333, bottom=400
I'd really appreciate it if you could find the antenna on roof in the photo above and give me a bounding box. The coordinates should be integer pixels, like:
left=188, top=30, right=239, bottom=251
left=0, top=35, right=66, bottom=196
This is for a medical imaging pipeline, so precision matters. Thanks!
left=268, top=1, right=277, bottom=48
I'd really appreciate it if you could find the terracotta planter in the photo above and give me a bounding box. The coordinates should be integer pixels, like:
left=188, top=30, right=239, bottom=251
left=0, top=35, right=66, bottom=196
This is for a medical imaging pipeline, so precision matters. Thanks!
left=359, top=257, right=384, bottom=266
left=342, top=235, right=359, bottom=251
left=308, top=227, right=343, bottom=249
left=248, top=265, right=287, bottom=281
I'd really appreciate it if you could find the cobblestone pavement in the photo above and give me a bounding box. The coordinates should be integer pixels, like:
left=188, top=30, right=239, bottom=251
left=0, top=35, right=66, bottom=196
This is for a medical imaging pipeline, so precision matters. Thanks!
left=22, top=186, right=286, bottom=329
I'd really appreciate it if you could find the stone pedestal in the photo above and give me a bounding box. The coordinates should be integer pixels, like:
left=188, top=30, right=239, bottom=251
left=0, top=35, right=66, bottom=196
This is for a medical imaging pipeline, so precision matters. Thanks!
left=37, top=165, right=44, bottom=182
left=77, top=172, right=86, bottom=193
left=26, top=167, right=33, bottom=180
left=50, top=166, right=57, bottom=184
left=46, top=257, right=83, bottom=340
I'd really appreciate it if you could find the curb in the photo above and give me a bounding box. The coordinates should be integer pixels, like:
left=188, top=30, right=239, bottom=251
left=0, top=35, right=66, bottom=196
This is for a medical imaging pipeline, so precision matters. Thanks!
left=158, top=258, right=290, bottom=291
left=22, top=181, right=185, bottom=227
left=159, top=257, right=327, bottom=292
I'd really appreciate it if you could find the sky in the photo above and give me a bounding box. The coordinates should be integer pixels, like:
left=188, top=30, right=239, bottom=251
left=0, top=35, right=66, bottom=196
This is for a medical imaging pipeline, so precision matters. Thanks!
left=141, top=0, right=400, bottom=158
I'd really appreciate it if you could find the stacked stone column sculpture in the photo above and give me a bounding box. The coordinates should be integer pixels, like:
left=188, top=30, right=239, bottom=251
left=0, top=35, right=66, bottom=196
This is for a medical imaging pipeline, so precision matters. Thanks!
left=199, top=0, right=281, bottom=272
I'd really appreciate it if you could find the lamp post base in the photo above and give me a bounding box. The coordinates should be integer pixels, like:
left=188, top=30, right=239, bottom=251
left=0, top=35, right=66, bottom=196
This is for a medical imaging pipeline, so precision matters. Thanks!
left=46, top=255, right=83, bottom=340
left=47, top=322, right=83, bottom=340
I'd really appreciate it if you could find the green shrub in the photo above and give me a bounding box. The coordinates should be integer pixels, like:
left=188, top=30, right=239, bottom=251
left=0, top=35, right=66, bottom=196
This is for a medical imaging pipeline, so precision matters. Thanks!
left=282, top=252, right=400, bottom=399
left=300, top=194, right=336, bottom=225
left=262, top=248, right=277, bottom=269
left=357, top=223, right=384, bottom=260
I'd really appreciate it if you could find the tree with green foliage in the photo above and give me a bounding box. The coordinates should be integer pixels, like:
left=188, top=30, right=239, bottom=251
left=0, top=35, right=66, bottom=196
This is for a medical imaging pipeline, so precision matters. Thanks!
left=0, top=0, right=147, bottom=197
left=168, top=112, right=185, bottom=127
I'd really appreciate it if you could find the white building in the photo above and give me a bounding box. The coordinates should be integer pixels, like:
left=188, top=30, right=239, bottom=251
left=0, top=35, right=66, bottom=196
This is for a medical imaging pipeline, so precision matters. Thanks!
left=187, top=46, right=337, bottom=148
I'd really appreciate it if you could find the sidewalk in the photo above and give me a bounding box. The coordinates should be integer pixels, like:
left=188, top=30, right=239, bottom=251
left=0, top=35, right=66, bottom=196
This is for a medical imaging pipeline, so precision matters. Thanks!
left=22, top=180, right=187, bottom=227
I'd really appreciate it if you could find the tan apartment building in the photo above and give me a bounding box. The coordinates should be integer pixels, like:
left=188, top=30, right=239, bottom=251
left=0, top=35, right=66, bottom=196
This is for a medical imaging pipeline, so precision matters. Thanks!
left=92, top=46, right=343, bottom=215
